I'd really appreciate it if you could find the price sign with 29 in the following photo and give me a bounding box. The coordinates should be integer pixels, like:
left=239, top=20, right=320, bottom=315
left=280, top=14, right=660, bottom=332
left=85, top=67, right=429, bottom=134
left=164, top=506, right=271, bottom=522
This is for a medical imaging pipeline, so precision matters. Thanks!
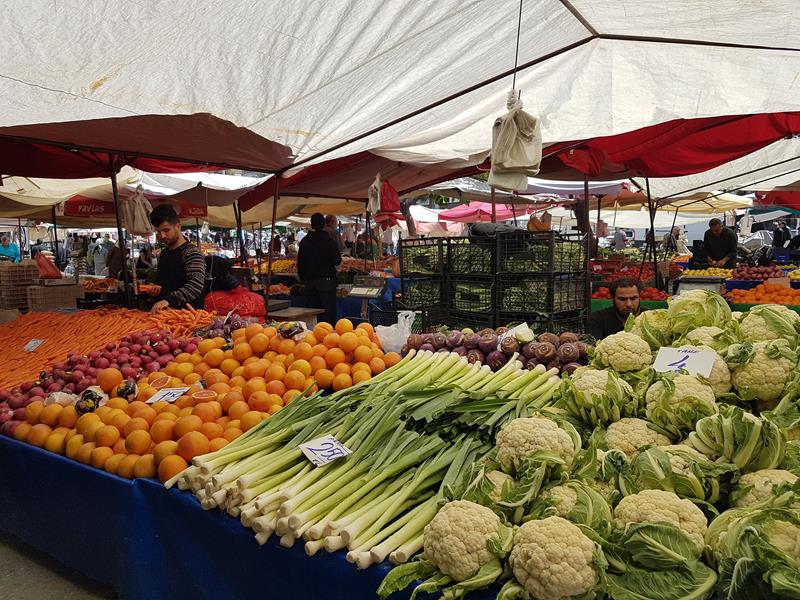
left=299, top=435, right=352, bottom=467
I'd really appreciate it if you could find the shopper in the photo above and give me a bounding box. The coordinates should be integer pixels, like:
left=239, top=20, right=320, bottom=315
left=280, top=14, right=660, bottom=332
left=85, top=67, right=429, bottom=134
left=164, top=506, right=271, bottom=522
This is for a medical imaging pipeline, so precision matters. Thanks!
left=91, top=234, right=112, bottom=276
left=0, top=234, right=21, bottom=262
left=105, top=244, right=129, bottom=280
left=297, top=212, right=341, bottom=325
left=773, top=221, right=791, bottom=248
left=149, top=204, right=207, bottom=312
left=324, top=214, right=346, bottom=253
left=703, top=218, right=738, bottom=269
left=136, top=245, right=156, bottom=270
left=612, top=228, right=627, bottom=251
left=663, top=226, right=680, bottom=253
left=586, top=278, right=642, bottom=340
left=270, top=234, right=282, bottom=255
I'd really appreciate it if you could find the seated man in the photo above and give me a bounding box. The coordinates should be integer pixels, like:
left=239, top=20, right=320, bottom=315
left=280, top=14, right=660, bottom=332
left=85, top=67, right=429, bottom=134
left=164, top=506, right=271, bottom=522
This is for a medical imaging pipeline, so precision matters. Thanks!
left=587, top=278, right=642, bottom=340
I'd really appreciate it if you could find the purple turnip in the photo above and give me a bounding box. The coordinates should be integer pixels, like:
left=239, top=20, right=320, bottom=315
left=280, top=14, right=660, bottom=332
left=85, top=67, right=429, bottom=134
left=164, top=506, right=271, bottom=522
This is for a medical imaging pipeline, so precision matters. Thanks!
left=478, top=332, right=499, bottom=354
left=401, top=344, right=410, bottom=355
left=557, top=343, right=580, bottom=363
left=466, top=349, right=485, bottom=364
left=451, top=346, right=467, bottom=357
left=525, top=358, right=539, bottom=370
left=537, top=333, right=561, bottom=348
left=521, top=343, right=537, bottom=360
left=486, top=350, right=508, bottom=371
left=419, top=343, right=435, bottom=353
left=431, top=333, right=447, bottom=349
left=533, top=342, right=557, bottom=363
left=546, top=360, right=562, bottom=371
left=495, top=326, right=509, bottom=335
left=562, top=362, right=581, bottom=375
left=421, top=334, right=434, bottom=345
left=500, top=337, right=519, bottom=356
left=574, top=342, right=589, bottom=360
left=477, top=328, right=495, bottom=337
left=559, top=332, right=580, bottom=344
left=463, top=333, right=480, bottom=349
left=406, top=334, right=424, bottom=350
left=445, top=331, right=465, bottom=348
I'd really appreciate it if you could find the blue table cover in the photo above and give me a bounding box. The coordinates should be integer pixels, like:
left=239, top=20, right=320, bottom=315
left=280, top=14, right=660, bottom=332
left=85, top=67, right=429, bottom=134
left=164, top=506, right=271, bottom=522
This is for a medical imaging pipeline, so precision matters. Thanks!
left=0, top=435, right=493, bottom=600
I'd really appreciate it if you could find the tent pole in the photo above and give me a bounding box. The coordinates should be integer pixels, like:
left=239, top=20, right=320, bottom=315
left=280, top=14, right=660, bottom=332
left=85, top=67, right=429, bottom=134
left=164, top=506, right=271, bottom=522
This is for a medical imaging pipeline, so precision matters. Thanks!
left=17, top=218, right=23, bottom=257
left=195, top=217, right=201, bottom=247
left=234, top=201, right=246, bottom=266
left=645, top=177, right=661, bottom=291
left=491, top=187, right=497, bottom=223
left=511, top=200, right=518, bottom=226
left=108, top=159, right=131, bottom=308
left=595, top=188, right=601, bottom=256
left=51, top=207, right=60, bottom=270
left=265, top=177, right=280, bottom=315
left=252, top=223, right=261, bottom=285
left=583, top=176, right=591, bottom=317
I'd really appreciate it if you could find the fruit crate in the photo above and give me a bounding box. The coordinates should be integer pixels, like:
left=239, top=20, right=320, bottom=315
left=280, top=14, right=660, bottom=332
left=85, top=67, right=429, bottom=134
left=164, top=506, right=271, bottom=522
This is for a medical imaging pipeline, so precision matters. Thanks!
left=497, top=231, right=587, bottom=274
left=449, top=275, right=495, bottom=314
left=27, top=284, right=84, bottom=311
left=398, top=238, right=444, bottom=275
left=501, top=309, right=588, bottom=335
left=441, top=308, right=497, bottom=331
left=398, top=277, right=445, bottom=309
left=446, top=237, right=496, bottom=275
left=497, top=274, right=587, bottom=316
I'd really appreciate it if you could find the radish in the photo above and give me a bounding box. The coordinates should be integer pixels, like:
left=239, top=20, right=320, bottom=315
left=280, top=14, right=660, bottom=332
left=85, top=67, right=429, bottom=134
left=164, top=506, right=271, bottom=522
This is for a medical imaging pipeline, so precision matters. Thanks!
left=88, top=351, right=100, bottom=360
left=71, top=370, right=84, bottom=383
left=76, top=379, right=91, bottom=393
left=145, top=362, right=160, bottom=373
left=155, top=343, right=171, bottom=355
left=86, top=367, right=98, bottom=378
left=28, top=395, right=43, bottom=404
left=130, top=344, right=142, bottom=354
left=47, top=382, right=63, bottom=393
left=167, top=339, right=180, bottom=352
left=12, top=408, right=25, bottom=420
left=148, top=351, right=159, bottom=360
left=29, top=387, right=44, bottom=398
left=102, top=351, right=114, bottom=362
left=121, top=366, right=137, bottom=379
left=8, top=396, right=25, bottom=410
left=20, top=381, right=32, bottom=393
left=150, top=333, right=163, bottom=343
left=105, top=342, right=116, bottom=351
left=156, top=354, right=172, bottom=367
left=0, top=390, right=9, bottom=402
left=63, top=383, right=76, bottom=393
left=95, top=357, right=110, bottom=369
left=184, top=343, right=197, bottom=354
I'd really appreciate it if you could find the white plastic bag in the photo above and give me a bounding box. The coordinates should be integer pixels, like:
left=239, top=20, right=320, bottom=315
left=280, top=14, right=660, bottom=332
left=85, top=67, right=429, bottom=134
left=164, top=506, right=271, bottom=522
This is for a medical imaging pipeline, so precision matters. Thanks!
left=375, top=311, right=416, bottom=354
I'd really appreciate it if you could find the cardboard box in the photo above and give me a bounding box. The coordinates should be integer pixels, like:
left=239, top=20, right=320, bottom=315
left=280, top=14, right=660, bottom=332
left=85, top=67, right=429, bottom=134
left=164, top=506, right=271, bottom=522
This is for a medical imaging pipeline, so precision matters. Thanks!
left=0, top=309, right=19, bottom=324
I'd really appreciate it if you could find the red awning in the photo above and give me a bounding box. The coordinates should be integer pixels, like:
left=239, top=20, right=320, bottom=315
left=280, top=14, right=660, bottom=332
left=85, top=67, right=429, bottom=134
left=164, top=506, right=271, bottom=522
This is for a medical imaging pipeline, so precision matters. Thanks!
left=0, top=113, right=294, bottom=178
left=755, top=190, right=800, bottom=211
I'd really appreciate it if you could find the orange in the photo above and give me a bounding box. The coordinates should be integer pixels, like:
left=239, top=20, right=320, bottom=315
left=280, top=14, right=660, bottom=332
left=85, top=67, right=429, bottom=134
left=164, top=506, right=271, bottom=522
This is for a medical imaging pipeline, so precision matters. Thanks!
left=248, top=391, right=272, bottom=412
left=97, top=368, right=124, bottom=393
left=284, top=370, right=306, bottom=391
left=208, top=382, right=231, bottom=395
left=219, top=390, right=245, bottom=413
left=173, top=362, right=194, bottom=381
left=123, top=417, right=150, bottom=437
left=75, top=412, right=100, bottom=434
left=271, top=354, right=288, bottom=365
left=384, top=352, right=401, bottom=367
left=322, top=333, right=340, bottom=349
left=269, top=335, right=282, bottom=352
left=76, top=442, right=97, bottom=465
left=136, top=385, right=156, bottom=403
left=325, top=347, right=346, bottom=368
left=243, top=360, right=268, bottom=380
left=338, top=332, right=359, bottom=353
left=174, top=415, right=203, bottom=438
left=227, top=401, right=250, bottom=421
left=369, top=357, right=386, bottom=374
left=204, top=370, right=229, bottom=386
left=44, top=432, right=66, bottom=454
left=175, top=352, right=193, bottom=363
left=314, top=369, right=335, bottom=389
left=177, top=431, right=210, bottom=462
left=266, top=363, right=287, bottom=382
left=125, top=429, right=152, bottom=455
left=232, top=328, right=246, bottom=342
left=249, top=333, right=270, bottom=354
left=277, top=338, right=296, bottom=355
left=283, top=390, right=300, bottom=405
left=110, top=412, right=132, bottom=435
left=219, top=358, right=241, bottom=376
left=95, top=406, right=114, bottom=423
left=104, top=453, right=126, bottom=475
left=38, top=403, right=63, bottom=426
left=302, top=332, right=318, bottom=346
left=289, top=359, right=312, bottom=377
left=193, top=362, right=211, bottom=376
left=352, top=361, right=371, bottom=374
left=204, top=348, right=225, bottom=367
left=313, top=322, right=334, bottom=340
left=83, top=420, right=104, bottom=443
left=309, top=356, right=327, bottom=373
left=311, top=344, right=328, bottom=358
left=243, top=378, right=267, bottom=400
left=192, top=402, right=217, bottom=423
left=153, top=440, right=179, bottom=466
left=13, top=422, right=32, bottom=443
left=95, top=425, right=121, bottom=448
left=184, top=372, right=203, bottom=385
left=353, top=346, right=373, bottom=364
left=158, top=454, right=188, bottom=483
left=225, top=419, right=240, bottom=430
left=216, top=416, right=230, bottom=427
left=163, top=363, right=178, bottom=377
left=133, top=454, right=157, bottom=479
left=106, top=397, right=129, bottom=411
left=161, top=404, right=181, bottom=416
left=245, top=323, right=264, bottom=340
left=332, top=363, right=351, bottom=376
left=356, top=322, right=375, bottom=336
left=209, top=438, right=228, bottom=452
left=232, top=365, right=246, bottom=377
left=117, top=454, right=140, bottom=479
left=240, top=410, right=264, bottom=432
left=332, top=373, right=353, bottom=391
left=222, top=428, right=243, bottom=442
left=267, top=404, right=283, bottom=415
left=133, top=406, right=158, bottom=425
left=154, top=411, right=178, bottom=424
left=212, top=336, right=227, bottom=349
left=150, top=419, right=176, bottom=443
left=353, top=370, right=372, bottom=384
left=25, top=400, right=44, bottom=424
left=232, top=343, right=254, bottom=362
left=127, top=400, right=149, bottom=416
left=229, top=376, right=247, bottom=390
left=335, top=318, right=354, bottom=335
left=65, top=434, right=85, bottom=459
left=265, top=379, right=286, bottom=397
left=199, top=422, right=224, bottom=440
left=112, top=439, right=128, bottom=456
left=90, top=446, right=114, bottom=469
left=293, top=343, right=314, bottom=361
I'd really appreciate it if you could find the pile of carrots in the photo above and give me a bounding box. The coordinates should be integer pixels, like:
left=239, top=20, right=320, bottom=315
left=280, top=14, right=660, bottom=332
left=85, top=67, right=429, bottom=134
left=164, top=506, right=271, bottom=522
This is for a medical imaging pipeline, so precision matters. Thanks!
left=0, top=307, right=216, bottom=389
left=727, top=282, right=800, bottom=307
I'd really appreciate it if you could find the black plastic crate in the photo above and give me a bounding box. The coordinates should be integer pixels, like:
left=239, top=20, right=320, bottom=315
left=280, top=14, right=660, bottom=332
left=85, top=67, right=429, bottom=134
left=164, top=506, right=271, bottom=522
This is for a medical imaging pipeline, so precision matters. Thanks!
left=399, top=276, right=444, bottom=309
left=446, top=237, right=496, bottom=274
left=497, top=231, right=587, bottom=274
left=449, top=275, right=495, bottom=314
left=497, top=274, right=587, bottom=315
left=399, top=238, right=444, bottom=275
left=441, top=309, right=497, bottom=331
left=500, top=310, right=588, bottom=335
left=368, top=300, right=427, bottom=333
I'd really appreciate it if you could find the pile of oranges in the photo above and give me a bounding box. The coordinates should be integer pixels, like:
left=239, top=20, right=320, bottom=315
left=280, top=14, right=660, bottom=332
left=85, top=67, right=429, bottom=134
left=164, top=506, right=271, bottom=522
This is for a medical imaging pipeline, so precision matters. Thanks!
left=12, top=319, right=402, bottom=483
left=727, top=283, right=800, bottom=307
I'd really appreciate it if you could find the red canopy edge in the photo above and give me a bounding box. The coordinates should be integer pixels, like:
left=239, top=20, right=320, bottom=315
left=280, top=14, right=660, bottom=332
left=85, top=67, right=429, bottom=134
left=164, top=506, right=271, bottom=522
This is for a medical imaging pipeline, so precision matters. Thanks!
left=755, top=190, right=800, bottom=211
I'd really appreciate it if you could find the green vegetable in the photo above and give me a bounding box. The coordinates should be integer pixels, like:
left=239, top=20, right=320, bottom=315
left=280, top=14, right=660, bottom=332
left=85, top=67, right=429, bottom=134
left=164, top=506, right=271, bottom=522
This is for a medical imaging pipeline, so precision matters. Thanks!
left=626, top=309, right=673, bottom=351
left=559, top=367, right=640, bottom=427
left=644, top=372, right=718, bottom=438
left=525, top=479, right=613, bottom=533
left=667, top=290, right=733, bottom=336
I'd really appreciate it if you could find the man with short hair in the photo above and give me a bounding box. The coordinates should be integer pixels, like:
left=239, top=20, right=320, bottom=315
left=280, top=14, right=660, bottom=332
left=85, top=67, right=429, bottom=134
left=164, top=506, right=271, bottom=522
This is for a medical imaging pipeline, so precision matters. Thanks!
left=298, top=213, right=342, bottom=324
left=0, top=234, right=20, bottom=262
left=703, top=218, right=738, bottom=269
left=149, top=204, right=207, bottom=312
left=586, top=278, right=642, bottom=339
left=773, top=221, right=791, bottom=248
left=324, top=214, right=346, bottom=253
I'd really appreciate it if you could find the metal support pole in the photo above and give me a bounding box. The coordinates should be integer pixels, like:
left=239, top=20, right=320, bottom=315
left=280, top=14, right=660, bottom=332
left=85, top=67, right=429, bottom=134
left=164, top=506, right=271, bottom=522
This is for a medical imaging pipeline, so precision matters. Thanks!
left=109, top=159, right=132, bottom=307
left=51, top=206, right=60, bottom=270
left=16, top=217, right=23, bottom=257
left=491, top=187, right=497, bottom=223
left=595, top=189, right=602, bottom=256
left=583, top=177, right=591, bottom=319
left=265, top=178, right=280, bottom=315
left=645, top=177, right=661, bottom=290
left=234, top=201, right=246, bottom=266
left=252, top=223, right=261, bottom=284
left=195, top=217, right=201, bottom=247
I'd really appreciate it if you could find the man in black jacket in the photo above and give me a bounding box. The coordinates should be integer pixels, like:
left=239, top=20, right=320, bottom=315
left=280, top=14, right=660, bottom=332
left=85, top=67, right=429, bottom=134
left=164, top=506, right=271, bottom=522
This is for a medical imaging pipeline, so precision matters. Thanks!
left=298, top=213, right=342, bottom=324
left=586, top=279, right=642, bottom=340
left=703, top=218, right=738, bottom=269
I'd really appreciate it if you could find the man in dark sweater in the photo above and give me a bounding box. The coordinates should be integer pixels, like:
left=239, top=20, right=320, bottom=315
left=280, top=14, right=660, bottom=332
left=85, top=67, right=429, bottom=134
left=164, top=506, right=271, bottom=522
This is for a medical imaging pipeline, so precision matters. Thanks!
left=703, top=218, right=738, bottom=269
left=298, top=213, right=342, bottom=324
left=149, top=204, right=207, bottom=312
left=586, top=278, right=642, bottom=340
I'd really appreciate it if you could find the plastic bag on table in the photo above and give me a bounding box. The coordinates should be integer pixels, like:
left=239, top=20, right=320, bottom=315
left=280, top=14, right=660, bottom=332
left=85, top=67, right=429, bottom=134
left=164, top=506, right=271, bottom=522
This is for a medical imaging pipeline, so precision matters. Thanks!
left=375, top=311, right=416, bottom=354
left=35, top=252, right=62, bottom=279
left=204, top=287, right=266, bottom=318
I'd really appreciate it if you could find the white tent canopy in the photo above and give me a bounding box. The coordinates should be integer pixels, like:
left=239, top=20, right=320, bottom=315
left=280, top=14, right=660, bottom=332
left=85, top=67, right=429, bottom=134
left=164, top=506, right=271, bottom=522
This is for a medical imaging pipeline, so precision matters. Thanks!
left=2, top=1, right=800, bottom=171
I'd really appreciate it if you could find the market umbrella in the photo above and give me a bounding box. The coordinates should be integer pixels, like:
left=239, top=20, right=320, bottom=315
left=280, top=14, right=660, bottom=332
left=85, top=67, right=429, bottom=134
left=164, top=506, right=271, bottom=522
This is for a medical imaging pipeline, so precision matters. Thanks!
left=438, top=202, right=517, bottom=223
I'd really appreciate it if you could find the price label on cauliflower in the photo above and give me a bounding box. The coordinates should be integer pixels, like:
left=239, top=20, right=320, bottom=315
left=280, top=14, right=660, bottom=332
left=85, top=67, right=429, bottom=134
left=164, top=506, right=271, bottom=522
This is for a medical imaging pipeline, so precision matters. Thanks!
left=299, top=435, right=352, bottom=467
left=653, top=347, right=715, bottom=377
left=146, top=387, right=189, bottom=404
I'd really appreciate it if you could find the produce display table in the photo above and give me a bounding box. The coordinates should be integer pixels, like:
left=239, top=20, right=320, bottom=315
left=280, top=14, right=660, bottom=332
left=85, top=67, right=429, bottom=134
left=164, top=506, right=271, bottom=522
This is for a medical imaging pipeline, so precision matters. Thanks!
left=590, top=299, right=668, bottom=311
left=0, top=436, right=487, bottom=600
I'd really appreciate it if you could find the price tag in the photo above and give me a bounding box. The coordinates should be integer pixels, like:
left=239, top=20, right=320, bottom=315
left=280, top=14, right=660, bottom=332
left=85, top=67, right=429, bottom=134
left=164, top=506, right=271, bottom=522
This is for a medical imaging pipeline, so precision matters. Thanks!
left=299, top=435, right=352, bottom=467
left=146, top=387, right=190, bottom=404
left=653, top=346, right=716, bottom=377
left=767, top=277, right=791, bottom=288
left=24, top=339, right=44, bottom=352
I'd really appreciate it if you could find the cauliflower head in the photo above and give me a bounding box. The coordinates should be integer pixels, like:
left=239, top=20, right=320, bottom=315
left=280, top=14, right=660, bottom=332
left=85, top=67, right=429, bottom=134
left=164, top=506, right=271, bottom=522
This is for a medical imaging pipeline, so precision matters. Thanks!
left=562, top=367, right=638, bottom=427
left=614, top=489, right=708, bottom=552
left=644, top=374, right=717, bottom=436
left=739, top=304, right=800, bottom=348
left=732, top=469, right=798, bottom=508
left=539, top=485, right=578, bottom=517
left=422, top=500, right=502, bottom=581
left=729, top=340, right=798, bottom=402
left=684, top=326, right=725, bottom=348
left=765, top=520, right=800, bottom=568
left=696, top=345, right=732, bottom=397
left=509, top=516, right=601, bottom=600
left=495, top=417, right=579, bottom=475
left=485, top=470, right=515, bottom=503
left=594, top=332, right=652, bottom=372
left=628, top=309, right=672, bottom=350
left=606, top=417, right=672, bottom=457
left=667, top=289, right=732, bottom=335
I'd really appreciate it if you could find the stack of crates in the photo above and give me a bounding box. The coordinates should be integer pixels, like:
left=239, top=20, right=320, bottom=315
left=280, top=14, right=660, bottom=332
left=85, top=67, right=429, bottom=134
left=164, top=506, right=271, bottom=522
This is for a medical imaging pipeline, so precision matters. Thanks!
left=0, top=261, right=39, bottom=309
left=26, top=282, right=85, bottom=311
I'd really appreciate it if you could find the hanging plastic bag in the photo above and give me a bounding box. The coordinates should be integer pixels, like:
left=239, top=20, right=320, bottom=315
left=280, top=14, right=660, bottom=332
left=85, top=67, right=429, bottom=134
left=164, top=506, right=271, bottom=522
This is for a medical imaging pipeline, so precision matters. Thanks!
left=488, top=91, right=542, bottom=192
left=375, top=311, right=416, bottom=354
left=35, top=252, right=62, bottom=279
left=367, top=174, right=382, bottom=214
left=204, top=287, right=266, bottom=318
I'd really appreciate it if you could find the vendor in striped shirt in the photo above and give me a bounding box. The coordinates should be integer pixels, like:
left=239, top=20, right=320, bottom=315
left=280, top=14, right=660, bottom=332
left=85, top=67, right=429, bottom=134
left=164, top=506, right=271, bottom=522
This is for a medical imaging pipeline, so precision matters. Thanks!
left=149, top=204, right=207, bottom=312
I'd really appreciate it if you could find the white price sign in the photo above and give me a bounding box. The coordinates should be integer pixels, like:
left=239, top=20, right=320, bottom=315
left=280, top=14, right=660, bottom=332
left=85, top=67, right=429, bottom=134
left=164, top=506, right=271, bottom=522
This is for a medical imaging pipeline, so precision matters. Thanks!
left=653, top=346, right=716, bottom=377
left=24, top=339, right=44, bottom=352
left=299, top=435, right=352, bottom=467
left=146, top=387, right=190, bottom=404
